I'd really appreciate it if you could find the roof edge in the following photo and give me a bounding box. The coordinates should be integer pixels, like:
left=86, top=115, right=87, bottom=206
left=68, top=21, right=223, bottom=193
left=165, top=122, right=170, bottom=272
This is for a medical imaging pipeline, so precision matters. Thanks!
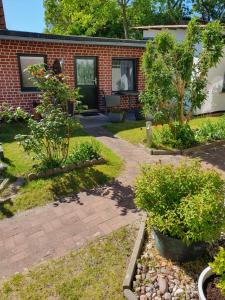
left=0, top=30, right=146, bottom=48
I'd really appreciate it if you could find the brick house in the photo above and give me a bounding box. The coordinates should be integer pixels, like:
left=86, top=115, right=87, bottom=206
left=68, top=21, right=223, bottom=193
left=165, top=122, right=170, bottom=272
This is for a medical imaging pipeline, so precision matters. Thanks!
left=0, top=1, right=146, bottom=112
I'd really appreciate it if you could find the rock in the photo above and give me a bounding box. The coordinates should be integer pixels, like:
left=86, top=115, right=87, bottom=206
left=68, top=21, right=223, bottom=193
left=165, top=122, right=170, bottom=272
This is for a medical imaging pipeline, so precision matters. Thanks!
left=164, top=292, right=172, bottom=300
left=137, top=268, right=141, bottom=275
left=136, top=275, right=141, bottom=280
left=0, top=162, right=6, bottom=172
left=135, top=287, right=141, bottom=293
left=174, top=288, right=184, bottom=297
left=146, top=292, right=151, bottom=299
left=160, top=267, right=169, bottom=274
left=142, top=265, right=149, bottom=273
left=137, top=263, right=142, bottom=269
left=158, top=276, right=168, bottom=294
left=146, top=284, right=154, bottom=292
left=140, top=295, right=148, bottom=300
left=141, top=286, right=146, bottom=294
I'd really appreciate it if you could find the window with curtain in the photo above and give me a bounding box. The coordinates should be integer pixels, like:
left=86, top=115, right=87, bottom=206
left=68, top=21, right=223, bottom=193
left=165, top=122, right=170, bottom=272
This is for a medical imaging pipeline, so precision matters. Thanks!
left=112, top=59, right=136, bottom=92
left=18, top=54, right=47, bottom=91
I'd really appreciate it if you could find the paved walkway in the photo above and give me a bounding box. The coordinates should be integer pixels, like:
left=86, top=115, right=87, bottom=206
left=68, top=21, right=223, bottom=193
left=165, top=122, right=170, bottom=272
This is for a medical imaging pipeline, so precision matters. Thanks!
left=0, top=126, right=179, bottom=279
left=0, top=123, right=225, bottom=279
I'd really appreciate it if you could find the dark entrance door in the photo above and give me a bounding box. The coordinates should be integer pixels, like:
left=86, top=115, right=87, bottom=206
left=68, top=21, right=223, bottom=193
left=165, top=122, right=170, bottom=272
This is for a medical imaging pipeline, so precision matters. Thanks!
left=75, top=57, right=98, bottom=110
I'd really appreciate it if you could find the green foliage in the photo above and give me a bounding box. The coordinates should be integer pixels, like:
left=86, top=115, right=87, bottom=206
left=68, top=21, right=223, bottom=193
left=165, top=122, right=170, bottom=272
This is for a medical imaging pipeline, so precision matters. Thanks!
left=195, top=116, right=225, bottom=143
left=16, top=103, right=76, bottom=170
left=0, top=103, right=28, bottom=123
left=44, top=0, right=124, bottom=38
left=44, top=0, right=189, bottom=39
left=192, top=0, right=225, bottom=22
left=67, top=141, right=101, bottom=164
left=153, top=122, right=196, bottom=149
left=141, top=19, right=224, bottom=125
left=26, top=64, right=80, bottom=110
left=209, top=247, right=225, bottom=296
left=135, top=160, right=225, bottom=245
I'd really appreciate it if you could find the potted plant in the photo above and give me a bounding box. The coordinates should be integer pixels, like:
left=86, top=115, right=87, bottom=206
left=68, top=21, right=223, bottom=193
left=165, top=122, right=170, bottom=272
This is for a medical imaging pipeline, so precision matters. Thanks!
left=108, top=108, right=125, bottom=123
left=135, top=160, right=225, bottom=262
left=198, top=247, right=225, bottom=300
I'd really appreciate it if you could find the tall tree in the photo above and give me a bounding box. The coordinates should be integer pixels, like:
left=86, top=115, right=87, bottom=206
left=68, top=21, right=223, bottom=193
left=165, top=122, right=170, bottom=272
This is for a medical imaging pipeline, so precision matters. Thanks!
left=117, top=0, right=131, bottom=39
left=44, top=0, right=124, bottom=38
left=192, top=0, right=225, bottom=22
left=141, top=19, right=224, bottom=124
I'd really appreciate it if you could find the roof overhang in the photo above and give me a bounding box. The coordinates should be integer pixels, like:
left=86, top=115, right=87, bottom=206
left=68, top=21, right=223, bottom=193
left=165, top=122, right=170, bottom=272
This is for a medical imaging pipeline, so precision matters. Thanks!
left=0, top=30, right=147, bottom=48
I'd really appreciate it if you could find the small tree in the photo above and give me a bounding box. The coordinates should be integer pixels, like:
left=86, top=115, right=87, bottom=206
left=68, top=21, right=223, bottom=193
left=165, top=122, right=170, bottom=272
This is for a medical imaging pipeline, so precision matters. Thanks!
left=141, top=19, right=224, bottom=125
left=16, top=64, right=80, bottom=170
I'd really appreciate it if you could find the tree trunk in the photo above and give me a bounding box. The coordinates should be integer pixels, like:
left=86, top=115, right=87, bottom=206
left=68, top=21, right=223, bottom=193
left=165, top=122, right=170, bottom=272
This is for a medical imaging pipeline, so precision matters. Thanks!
left=119, top=0, right=129, bottom=39
left=178, top=96, right=184, bottom=125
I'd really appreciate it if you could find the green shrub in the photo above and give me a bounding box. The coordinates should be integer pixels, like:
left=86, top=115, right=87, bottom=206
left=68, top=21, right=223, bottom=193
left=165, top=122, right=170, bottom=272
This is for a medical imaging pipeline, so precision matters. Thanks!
left=153, top=122, right=196, bottom=149
left=67, top=141, right=101, bottom=164
left=0, top=103, right=28, bottom=123
left=209, top=247, right=225, bottom=295
left=16, top=103, right=76, bottom=170
left=195, top=116, right=225, bottom=143
left=135, top=160, right=225, bottom=245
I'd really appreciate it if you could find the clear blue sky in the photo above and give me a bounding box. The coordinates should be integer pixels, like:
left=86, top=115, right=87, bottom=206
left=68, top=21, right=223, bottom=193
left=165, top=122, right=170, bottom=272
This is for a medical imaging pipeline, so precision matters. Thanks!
left=3, top=0, right=45, bottom=32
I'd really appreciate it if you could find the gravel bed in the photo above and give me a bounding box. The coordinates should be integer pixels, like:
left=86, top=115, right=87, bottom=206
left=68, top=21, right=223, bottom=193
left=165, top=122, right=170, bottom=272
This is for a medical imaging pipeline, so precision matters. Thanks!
left=133, top=231, right=225, bottom=300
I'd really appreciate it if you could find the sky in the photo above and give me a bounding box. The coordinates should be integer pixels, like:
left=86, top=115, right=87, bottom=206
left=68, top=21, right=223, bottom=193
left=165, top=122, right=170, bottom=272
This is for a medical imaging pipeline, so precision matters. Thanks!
left=3, top=0, right=45, bottom=32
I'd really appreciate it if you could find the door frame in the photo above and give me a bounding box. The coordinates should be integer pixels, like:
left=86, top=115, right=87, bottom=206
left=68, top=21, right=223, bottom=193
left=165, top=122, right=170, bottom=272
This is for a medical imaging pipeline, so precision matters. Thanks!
left=74, top=56, right=98, bottom=110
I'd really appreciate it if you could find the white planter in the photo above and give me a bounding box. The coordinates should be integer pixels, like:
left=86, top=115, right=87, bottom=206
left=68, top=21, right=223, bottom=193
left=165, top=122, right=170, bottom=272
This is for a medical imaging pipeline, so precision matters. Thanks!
left=198, top=266, right=213, bottom=300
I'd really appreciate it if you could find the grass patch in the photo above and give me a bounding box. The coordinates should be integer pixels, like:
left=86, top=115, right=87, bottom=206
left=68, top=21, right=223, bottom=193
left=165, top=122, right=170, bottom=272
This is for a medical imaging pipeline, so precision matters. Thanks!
left=104, top=115, right=224, bottom=147
left=0, top=225, right=137, bottom=300
left=0, top=122, right=123, bottom=219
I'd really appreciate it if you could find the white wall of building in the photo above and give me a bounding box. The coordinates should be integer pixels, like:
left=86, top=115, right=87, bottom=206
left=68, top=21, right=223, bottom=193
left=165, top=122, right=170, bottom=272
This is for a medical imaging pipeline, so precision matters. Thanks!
left=143, top=29, right=225, bottom=115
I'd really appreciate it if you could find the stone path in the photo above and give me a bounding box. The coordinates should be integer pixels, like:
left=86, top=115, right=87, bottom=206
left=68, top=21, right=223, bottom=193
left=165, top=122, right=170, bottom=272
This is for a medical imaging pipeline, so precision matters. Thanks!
left=0, top=126, right=179, bottom=279
left=0, top=124, right=225, bottom=279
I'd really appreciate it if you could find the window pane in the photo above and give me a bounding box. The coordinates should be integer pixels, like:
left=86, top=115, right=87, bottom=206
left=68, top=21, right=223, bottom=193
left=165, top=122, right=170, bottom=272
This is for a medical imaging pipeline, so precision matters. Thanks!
left=76, top=59, right=95, bottom=85
left=112, top=59, right=134, bottom=91
left=20, top=56, right=45, bottom=88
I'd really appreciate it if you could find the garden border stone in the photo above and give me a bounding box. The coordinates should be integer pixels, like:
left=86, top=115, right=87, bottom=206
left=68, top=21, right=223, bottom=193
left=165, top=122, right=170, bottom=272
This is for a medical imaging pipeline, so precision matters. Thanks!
left=0, top=178, right=10, bottom=192
left=148, top=140, right=225, bottom=155
left=123, top=214, right=147, bottom=300
left=28, top=158, right=106, bottom=180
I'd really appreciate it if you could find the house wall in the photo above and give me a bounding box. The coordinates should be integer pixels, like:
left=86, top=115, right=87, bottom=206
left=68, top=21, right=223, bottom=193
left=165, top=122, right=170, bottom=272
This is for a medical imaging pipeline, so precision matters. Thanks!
left=0, top=39, right=145, bottom=112
left=196, top=49, right=225, bottom=115
left=143, top=29, right=186, bottom=41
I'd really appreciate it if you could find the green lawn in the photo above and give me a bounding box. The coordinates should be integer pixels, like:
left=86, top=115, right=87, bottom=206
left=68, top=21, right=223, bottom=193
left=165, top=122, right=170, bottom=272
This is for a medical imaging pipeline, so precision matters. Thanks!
left=0, top=225, right=136, bottom=300
left=104, top=115, right=224, bottom=146
left=0, top=122, right=123, bottom=219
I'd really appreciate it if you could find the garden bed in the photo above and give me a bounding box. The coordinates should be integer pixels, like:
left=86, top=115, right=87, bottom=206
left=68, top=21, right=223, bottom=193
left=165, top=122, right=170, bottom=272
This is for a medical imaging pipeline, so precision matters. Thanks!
left=28, top=158, right=106, bottom=180
left=123, top=219, right=225, bottom=300
left=149, top=140, right=225, bottom=155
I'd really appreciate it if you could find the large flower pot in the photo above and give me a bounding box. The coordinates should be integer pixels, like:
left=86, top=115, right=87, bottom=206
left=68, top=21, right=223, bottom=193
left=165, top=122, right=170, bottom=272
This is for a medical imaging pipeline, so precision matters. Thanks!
left=198, top=266, right=213, bottom=300
left=108, top=112, right=125, bottom=123
left=153, top=229, right=207, bottom=262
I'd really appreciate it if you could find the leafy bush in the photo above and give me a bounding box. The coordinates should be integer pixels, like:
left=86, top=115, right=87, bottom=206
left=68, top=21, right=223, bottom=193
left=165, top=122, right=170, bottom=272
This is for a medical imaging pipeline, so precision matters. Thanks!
left=0, top=103, right=28, bottom=123
left=16, top=102, right=76, bottom=170
left=67, top=141, right=101, bottom=164
left=209, top=247, right=225, bottom=296
left=195, top=116, right=225, bottom=143
left=152, top=122, right=196, bottom=149
left=135, top=160, right=225, bottom=245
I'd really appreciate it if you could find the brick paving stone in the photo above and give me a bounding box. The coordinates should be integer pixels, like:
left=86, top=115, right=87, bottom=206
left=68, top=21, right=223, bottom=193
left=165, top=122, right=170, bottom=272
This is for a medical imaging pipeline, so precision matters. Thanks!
left=0, top=125, right=224, bottom=279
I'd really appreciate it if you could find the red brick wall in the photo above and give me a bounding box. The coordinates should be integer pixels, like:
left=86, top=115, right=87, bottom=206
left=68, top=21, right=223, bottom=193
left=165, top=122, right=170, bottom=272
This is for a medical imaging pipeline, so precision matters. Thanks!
left=0, top=39, right=145, bottom=112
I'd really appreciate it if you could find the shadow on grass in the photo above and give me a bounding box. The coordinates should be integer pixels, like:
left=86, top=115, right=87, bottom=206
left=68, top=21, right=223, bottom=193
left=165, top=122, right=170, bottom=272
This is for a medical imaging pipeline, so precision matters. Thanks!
left=0, top=198, right=14, bottom=218
left=50, top=167, right=111, bottom=200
